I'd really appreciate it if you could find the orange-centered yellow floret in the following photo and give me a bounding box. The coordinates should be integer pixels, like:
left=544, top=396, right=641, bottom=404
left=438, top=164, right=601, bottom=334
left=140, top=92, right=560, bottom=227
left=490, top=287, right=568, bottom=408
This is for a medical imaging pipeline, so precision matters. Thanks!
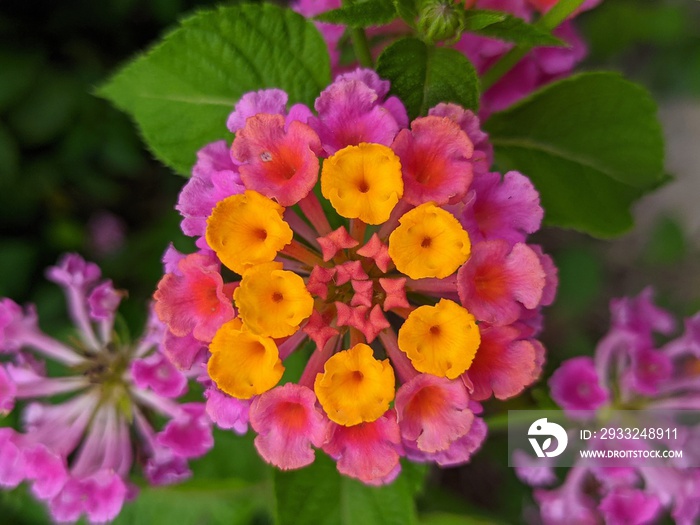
left=234, top=262, right=314, bottom=338
left=206, top=190, right=293, bottom=275
left=398, top=299, right=480, bottom=379
left=314, top=343, right=395, bottom=426
left=388, top=202, right=471, bottom=279
left=320, top=143, right=403, bottom=225
left=208, top=318, right=284, bottom=399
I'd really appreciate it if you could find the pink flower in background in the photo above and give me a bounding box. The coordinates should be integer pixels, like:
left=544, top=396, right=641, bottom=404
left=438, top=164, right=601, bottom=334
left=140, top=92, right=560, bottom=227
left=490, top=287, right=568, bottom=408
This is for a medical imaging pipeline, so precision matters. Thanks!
left=0, top=253, right=213, bottom=523
left=519, top=289, right=700, bottom=525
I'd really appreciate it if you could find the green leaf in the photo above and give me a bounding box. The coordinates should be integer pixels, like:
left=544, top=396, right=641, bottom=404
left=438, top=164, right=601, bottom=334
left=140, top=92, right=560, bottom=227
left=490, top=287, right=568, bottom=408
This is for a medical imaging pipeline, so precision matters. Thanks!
left=316, top=0, right=397, bottom=28
left=98, top=4, right=330, bottom=176
left=420, top=513, right=506, bottom=525
left=462, top=10, right=564, bottom=46
left=274, top=454, right=421, bottom=525
left=393, top=0, right=419, bottom=27
left=113, top=478, right=270, bottom=525
left=484, top=72, right=665, bottom=237
left=376, top=37, right=479, bottom=121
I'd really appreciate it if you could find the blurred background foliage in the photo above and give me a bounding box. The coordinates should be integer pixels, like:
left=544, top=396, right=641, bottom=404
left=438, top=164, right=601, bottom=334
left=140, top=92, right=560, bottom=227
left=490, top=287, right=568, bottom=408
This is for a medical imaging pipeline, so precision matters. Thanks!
left=0, top=0, right=698, bottom=523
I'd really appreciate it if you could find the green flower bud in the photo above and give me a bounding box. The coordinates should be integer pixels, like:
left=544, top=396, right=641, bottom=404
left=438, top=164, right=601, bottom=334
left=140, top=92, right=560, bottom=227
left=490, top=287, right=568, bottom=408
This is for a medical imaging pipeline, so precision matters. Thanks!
left=417, top=0, right=465, bottom=45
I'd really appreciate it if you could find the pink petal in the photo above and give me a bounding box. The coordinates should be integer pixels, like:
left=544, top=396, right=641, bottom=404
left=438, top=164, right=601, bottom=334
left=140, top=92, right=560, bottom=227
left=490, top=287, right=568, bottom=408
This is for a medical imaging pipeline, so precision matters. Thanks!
left=395, top=374, right=473, bottom=453
left=323, top=409, right=402, bottom=485
left=317, top=226, right=358, bottom=262
left=392, top=116, right=474, bottom=206
left=156, top=403, right=213, bottom=459
left=232, top=114, right=322, bottom=206
left=459, top=171, right=543, bottom=244
left=162, top=330, right=208, bottom=371
left=131, top=352, right=188, bottom=398
left=310, top=79, right=401, bottom=155
left=204, top=387, right=250, bottom=434
left=250, top=383, right=328, bottom=470
left=177, top=141, right=244, bottom=240
left=457, top=240, right=545, bottom=326
left=549, top=357, right=609, bottom=414
left=227, top=88, right=289, bottom=133
left=154, top=252, right=235, bottom=342
left=466, top=324, right=544, bottom=401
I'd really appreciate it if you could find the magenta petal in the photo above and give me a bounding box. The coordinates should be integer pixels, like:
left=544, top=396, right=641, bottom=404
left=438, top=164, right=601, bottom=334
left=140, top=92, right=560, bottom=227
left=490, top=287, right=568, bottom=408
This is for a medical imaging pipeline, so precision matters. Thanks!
left=611, top=287, right=676, bottom=338
left=460, top=171, right=543, bottom=244
left=457, top=240, right=546, bottom=325
left=599, top=488, right=661, bottom=525
left=549, top=356, right=609, bottom=414
left=623, top=347, right=672, bottom=396
left=323, top=409, right=402, bottom=485
left=87, top=280, right=123, bottom=321
left=82, top=470, right=128, bottom=524
left=534, top=21, right=587, bottom=76
left=311, top=79, right=401, bottom=155
left=177, top=141, right=244, bottom=240
left=336, top=68, right=390, bottom=98
left=157, top=403, right=213, bottom=459
left=513, top=449, right=557, bottom=487
left=535, top=485, right=599, bottom=525
left=0, top=365, right=16, bottom=414
left=49, top=477, right=86, bottom=522
left=162, top=330, right=208, bottom=371
left=144, top=450, right=192, bottom=486
left=466, top=324, right=544, bottom=401
left=227, top=88, right=289, bottom=133
left=0, top=428, right=26, bottom=488
left=250, top=384, right=328, bottom=470
left=23, top=443, right=68, bottom=499
left=0, top=298, right=40, bottom=353
left=204, top=387, right=250, bottom=434
left=395, top=374, right=473, bottom=453
left=45, top=253, right=101, bottom=290
left=131, top=352, right=188, bottom=398
left=392, top=116, right=474, bottom=206
left=232, top=114, right=322, bottom=206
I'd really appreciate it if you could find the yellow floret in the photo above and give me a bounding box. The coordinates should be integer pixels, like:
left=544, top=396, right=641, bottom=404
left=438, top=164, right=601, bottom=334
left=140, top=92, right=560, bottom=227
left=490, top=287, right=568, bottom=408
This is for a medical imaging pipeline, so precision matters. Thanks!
left=208, top=318, right=284, bottom=399
left=398, top=299, right=480, bottom=379
left=388, top=202, right=471, bottom=279
left=206, top=190, right=293, bottom=275
left=321, top=143, right=403, bottom=225
left=314, top=343, right=395, bottom=426
left=234, top=262, right=314, bottom=338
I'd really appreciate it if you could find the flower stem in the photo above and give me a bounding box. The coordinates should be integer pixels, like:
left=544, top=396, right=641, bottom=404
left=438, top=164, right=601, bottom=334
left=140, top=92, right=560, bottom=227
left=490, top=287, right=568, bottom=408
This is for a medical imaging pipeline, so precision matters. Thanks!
left=480, top=0, right=587, bottom=92
left=350, top=27, right=374, bottom=68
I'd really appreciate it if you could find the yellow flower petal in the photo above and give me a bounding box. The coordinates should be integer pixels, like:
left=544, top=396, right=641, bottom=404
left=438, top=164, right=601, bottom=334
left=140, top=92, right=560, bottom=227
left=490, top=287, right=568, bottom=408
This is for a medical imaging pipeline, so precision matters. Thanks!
left=398, top=299, right=480, bottom=379
left=234, top=262, right=314, bottom=338
left=314, top=343, right=395, bottom=426
left=206, top=190, right=293, bottom=275
left=321, top=143, right=403, bottom=225
left=208, top=318, right=284, bottom=399
left=388, top=202, right=471, bottom=279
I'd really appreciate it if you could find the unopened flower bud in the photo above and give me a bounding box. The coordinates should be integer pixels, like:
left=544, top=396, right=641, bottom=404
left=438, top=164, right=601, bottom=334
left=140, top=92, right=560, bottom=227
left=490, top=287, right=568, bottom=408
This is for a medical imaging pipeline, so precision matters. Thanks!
left=417, top=0, right=465, bottom=44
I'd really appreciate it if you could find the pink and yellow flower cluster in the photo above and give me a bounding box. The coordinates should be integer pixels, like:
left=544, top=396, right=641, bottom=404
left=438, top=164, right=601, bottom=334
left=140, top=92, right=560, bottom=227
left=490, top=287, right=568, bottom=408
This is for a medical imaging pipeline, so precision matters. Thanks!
left=155, top=69, right=558, bottom=485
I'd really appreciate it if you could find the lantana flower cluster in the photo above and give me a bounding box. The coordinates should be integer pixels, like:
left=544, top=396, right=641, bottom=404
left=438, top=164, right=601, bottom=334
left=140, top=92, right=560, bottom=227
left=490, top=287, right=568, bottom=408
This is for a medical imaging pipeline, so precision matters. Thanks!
left=155, top=69, right=557, bottom=484
left=295, top=0, right=601, bottom=117
left=517, top=289, right=700, bottom=525
left=0, top=254, right=213, bottom=523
